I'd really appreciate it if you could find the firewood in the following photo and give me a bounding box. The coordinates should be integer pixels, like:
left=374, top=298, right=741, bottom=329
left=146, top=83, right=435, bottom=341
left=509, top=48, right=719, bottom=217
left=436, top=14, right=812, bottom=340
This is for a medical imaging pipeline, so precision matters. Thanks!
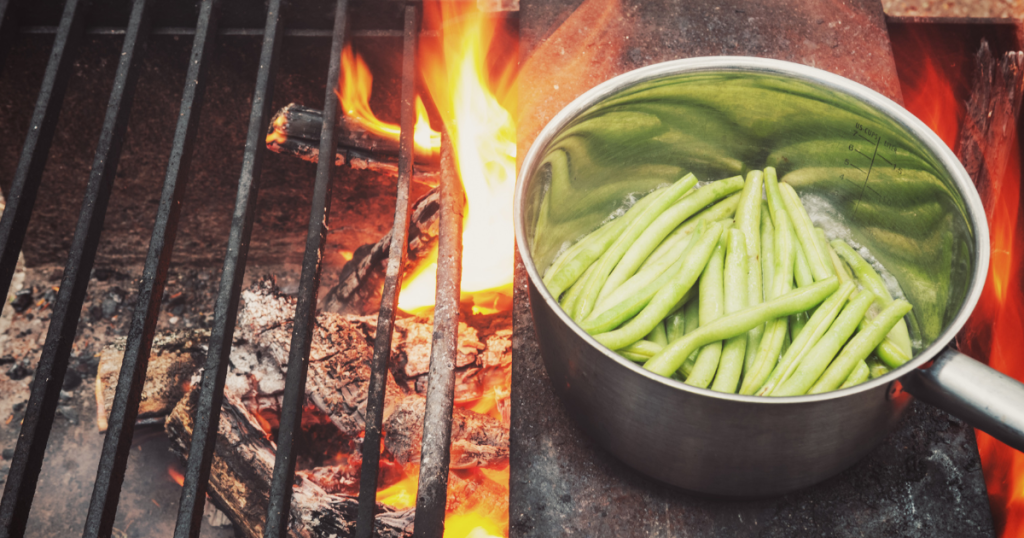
left=94, top=329, right=208, bottom=432
left=321, top=188, right=441, bottom=315
left=164, top=278, right=510, bottom=537
left=265, top=103, right=440, bottom=177
left=957, top=40, right=1024, bottom=200
left=384, top=396, right=509, bottom=469
left=167, top=384, right=415, bottom=538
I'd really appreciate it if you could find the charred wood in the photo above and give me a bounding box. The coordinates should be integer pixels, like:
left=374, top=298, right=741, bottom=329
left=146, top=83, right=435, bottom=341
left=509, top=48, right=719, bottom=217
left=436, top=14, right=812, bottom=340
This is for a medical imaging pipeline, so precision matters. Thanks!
left=321, top=188, right=440, bottom=315
left=266, top=103, right=440, bottom=179
left=163, top=278, right=510, bottom=537
left=958, top=40, right=1024, bottom=201
left=94, top=329, right=208, bottom=431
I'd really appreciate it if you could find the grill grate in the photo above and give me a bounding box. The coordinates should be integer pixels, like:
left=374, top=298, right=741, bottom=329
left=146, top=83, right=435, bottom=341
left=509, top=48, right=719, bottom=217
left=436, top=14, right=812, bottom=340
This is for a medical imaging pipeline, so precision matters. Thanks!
left=0, top=1, right=467, bottom=536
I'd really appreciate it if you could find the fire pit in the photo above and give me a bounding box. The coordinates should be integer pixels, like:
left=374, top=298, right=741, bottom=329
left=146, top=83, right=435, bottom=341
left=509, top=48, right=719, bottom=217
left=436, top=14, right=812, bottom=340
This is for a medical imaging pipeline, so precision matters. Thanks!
left=0, top=0, right=1019, bottom=537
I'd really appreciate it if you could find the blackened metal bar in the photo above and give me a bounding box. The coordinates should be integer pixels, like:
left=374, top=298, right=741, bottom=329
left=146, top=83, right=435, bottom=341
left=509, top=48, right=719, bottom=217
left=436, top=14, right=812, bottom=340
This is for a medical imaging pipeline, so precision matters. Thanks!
left=354, top=4, right=419, bottom=538
left=171, top=0, right=284, bottom=535
left=0, top=0, right=88, bottom=318
left=411, top=133, right=463, bottom=538
left=263, top=0, right=347, bottom=534
left=81, top=1, right=220, bottom=536
left=20, top=26, right=439, bottom=38
left=0, top=0, right=153, bottom=535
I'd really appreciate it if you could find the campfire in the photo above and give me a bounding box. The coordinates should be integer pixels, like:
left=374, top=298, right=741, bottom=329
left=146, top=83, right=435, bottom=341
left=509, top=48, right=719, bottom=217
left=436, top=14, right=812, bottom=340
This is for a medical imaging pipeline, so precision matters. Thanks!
left=0, top=0, right=1022, bottom=536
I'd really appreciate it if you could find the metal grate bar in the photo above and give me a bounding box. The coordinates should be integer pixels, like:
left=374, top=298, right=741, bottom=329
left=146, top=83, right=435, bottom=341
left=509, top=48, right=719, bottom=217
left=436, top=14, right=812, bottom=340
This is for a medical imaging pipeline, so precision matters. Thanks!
left=0, top=0, right=154, bottom=535
left=262, top=0, right=348, bottom=535
left=0, top=0, right=88, bottom=319
left=170, top=0, right=284, bottom=534
left=354, top=4, right=419, bottom=537
left=81, top=0, right=221, bottom=536
left=20, top=25, right=438, bottom=38
left=411, top=132, right=463, bottom=538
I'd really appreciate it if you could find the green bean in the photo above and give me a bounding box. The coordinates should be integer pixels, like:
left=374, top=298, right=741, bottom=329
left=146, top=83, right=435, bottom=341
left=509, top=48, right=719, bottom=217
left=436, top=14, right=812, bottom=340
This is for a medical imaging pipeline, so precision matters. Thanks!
left=642, top=193, right=741, bottom=270
left=685, top=237, right=727, bottom=388
left=764, top=168, right=796, bottom=299
left=830, top=239, right=913, bottom=357
left=592, top=218, right=705, bottom=317
left=763, top=167, right=789, bottom=230
left=744, top=206, right=774, bottom=375
left=772, top=291, right=877, bottom=396
left=678, top=297, right=701, bottom=372
left=667, top=286, right=696, bottom=318
left=646, top=320, right=669, bottom=346
left=622, top=340, right=664, bottom=358
left=758, top=281, right=856, bottom=396
left=858, top=318, right=913, bottom=369
left=867, top=356, right=890, bottom=379
left=793, top=235, right=814, bottom=288
left=789, top=226, right=814, bottom=340
left=779, top=182, right=834, bottom=281
left=600, top=176, right=743, bottom=302
left=734, top=171, right=765, bottom=376
left=643, top=276, right=839, bottom=377
left=560, top=260, right=598, bottom=320
left=641, top=216, right=734, bottom=274
left=543, top=185, right=666, bottom=299
left=582, top=221, right=705, bottom=334
left=574, top=174, right=699, bottom=319
left=594, top=223, right=724, bottom=350
left=809, top=299, right=913, bottom=393
left=790, top=314, right=808, bottom=341
left=673, top=299, right=702, bottom=379
left=760, top=206, right=776, bottom=301
left=740, top=203, right=796, bottom=395
left=621, top=351, right=649, bottom=362
left=666, top=309, right=687, bottom=342
left=710, top=229, right=749, bottom=393
left=822, top=233, right=852, bottom=284
left=839, top=360, right=871, bottom=389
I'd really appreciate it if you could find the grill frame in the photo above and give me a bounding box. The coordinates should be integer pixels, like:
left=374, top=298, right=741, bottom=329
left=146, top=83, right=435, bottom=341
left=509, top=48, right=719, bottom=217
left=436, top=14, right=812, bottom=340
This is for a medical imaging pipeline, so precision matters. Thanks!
left=0, top=1, right=475, bottom=536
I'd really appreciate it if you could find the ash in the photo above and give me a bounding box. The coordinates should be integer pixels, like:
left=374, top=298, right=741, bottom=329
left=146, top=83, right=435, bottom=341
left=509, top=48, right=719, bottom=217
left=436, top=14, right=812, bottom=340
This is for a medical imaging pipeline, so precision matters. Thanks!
left=0, top=262, right=300, bottom=537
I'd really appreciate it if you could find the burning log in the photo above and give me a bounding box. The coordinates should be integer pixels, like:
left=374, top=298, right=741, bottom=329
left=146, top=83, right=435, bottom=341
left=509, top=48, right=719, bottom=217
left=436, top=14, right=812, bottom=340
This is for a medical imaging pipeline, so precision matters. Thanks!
left=957, top=41, right=1024, bottom=203
left=266, top=103, right=440, bottom=179
left=322, top=187, right=441, bottom=315
left=162, top=277, right=510, bottom=537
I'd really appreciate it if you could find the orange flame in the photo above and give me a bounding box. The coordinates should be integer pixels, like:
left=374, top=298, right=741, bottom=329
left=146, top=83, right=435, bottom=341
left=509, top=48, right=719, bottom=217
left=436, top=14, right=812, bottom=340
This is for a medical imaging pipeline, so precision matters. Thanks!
left=168, top=464, right=185, bottom=487
left=375, top=367, right=512, bottom=536
left=898, top=27, right=1024, bottom=538
left=396, top=2, right=518, bottom=315
left=377, top=465, right=420, bottom=510
left=336, top=43, right=440, bottom=158
left=965, top=129, right=1024, bottom=538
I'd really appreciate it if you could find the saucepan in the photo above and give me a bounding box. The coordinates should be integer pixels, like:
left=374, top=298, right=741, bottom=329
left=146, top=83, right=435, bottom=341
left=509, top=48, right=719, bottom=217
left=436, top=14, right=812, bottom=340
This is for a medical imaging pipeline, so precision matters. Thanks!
left=514, top=56, right=1024, bottom=497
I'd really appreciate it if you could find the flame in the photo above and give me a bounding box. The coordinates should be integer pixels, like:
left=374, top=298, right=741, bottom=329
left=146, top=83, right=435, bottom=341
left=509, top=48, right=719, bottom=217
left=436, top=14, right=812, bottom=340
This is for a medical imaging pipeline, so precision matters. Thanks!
left=336, top=43, right=440, bottom=158
left=168, top=465, right=185, bottom=487
left=965, top=129, right=1024, bottom=538
left=378, top=465, right=420, bottom=510
left=396, top=1, right=518, bottom=314
left=897, top=27, right=1024, bottom=538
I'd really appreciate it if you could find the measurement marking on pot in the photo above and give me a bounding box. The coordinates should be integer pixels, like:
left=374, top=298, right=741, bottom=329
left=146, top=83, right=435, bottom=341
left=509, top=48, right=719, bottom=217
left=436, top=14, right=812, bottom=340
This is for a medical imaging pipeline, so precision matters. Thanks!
left=845, top=122, right=909, bottom=216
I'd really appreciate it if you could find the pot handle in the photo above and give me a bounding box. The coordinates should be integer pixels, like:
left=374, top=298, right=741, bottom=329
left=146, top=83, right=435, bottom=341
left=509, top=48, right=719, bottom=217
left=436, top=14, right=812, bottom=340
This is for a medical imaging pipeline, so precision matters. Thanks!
left=903, top=347, right=1024, bottom=452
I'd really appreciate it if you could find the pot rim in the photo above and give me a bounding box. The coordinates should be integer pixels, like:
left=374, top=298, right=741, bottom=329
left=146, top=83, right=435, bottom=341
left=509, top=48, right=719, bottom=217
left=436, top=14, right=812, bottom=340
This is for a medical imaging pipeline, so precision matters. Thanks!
left=513, top=55, right=990, bottom=404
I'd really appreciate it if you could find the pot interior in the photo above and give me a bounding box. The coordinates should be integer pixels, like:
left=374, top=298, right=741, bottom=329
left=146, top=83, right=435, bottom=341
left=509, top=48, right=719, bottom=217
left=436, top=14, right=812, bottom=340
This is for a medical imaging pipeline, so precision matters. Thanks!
left=520, top=60, right=985, bottom=353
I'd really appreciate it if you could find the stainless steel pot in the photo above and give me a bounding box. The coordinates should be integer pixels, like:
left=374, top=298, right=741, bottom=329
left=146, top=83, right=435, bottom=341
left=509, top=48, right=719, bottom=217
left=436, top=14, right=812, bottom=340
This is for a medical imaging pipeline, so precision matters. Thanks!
left=514, top=57, right=1024, bottom=497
